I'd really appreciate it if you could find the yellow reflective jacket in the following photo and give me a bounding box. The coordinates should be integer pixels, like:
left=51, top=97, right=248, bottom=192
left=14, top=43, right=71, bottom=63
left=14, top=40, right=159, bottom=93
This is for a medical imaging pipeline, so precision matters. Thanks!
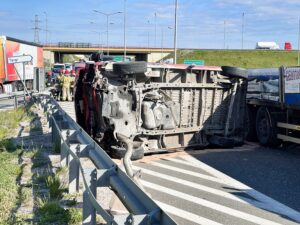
left=61, top=75, right=73, bottom=88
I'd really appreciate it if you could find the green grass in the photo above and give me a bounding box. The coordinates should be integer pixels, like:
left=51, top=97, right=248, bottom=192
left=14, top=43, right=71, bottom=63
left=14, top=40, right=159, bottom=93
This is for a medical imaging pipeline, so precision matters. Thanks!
left=45, top=174, right=66, bottom=200
left=0, top=106, right=34, bottom=224
left=176, top=50, right=299, bottom=68
left=0, top=145, right=22, bottom=224
left=36, top=199, right=82, bottom=225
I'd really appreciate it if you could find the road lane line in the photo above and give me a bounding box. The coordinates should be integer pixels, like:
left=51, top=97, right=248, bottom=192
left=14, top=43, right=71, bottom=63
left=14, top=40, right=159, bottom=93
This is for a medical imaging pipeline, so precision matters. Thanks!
left=133, top=165, right=254, bottom=204
left=143, top=180, right=283, bottom=225
left=149, top=161, right=226, bottom=184
left=156, top=201, right=223, bottom=225
left=181, top=155, right=300, bottom=223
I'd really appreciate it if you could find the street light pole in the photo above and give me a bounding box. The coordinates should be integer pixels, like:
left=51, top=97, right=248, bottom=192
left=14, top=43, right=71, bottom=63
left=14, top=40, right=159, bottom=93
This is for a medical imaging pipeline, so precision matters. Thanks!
left=43, top=12, right=48, bottom=45
left=93, top=10, right=122, bottom=56
left=123, top=0, right=127, bottom=61
left=154, top=12, right=157, bottom=48
left=174, top=0, right=178, bottom=64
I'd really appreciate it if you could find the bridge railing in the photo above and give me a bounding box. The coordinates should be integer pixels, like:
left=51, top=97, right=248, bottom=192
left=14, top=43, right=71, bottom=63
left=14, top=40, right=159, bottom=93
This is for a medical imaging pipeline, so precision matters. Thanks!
left=37, top=95, right=176, bottom=225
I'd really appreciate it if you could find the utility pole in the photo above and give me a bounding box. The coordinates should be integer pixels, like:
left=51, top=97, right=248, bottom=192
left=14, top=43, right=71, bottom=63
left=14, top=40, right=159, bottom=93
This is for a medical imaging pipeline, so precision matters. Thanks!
left=174, top=0, right=178, bottom=64
left=32, top=14, right=41, bottom=44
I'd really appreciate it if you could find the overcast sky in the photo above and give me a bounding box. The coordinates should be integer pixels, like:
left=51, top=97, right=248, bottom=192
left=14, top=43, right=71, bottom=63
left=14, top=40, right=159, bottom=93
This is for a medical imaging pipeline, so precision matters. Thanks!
left=1, top=0, right=300, bottom=49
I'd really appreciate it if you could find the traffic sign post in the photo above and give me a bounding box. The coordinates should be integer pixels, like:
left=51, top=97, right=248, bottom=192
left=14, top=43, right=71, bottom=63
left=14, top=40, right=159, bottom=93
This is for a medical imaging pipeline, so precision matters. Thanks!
left=8, top=55, right=33, bottom=64
left=8, top=55, right=33, bottom=101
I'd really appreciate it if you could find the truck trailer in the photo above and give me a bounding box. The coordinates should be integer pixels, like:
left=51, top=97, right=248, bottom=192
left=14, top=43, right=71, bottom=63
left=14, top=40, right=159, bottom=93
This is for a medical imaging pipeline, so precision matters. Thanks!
left=246, top=66, right=300, bottom=146
left=0, top=36, right=44, bottom=93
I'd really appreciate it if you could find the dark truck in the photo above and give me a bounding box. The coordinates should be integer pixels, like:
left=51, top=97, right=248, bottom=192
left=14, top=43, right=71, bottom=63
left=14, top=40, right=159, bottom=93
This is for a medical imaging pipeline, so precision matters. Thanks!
left=74, top=61, right=248, bottom=159
left=245, top=66, right=300, bottom=146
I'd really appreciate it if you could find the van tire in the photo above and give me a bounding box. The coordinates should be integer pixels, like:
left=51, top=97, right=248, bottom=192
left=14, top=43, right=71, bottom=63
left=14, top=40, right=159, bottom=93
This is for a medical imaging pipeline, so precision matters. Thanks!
left=221, top=66, right=248, bottom=79
left=113, top=62, right=147, bottom=75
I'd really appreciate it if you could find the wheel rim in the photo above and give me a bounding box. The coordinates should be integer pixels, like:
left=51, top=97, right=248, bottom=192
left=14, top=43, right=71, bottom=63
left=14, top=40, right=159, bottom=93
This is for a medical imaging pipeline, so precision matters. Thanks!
left=257, top=111, right=270, bottom=144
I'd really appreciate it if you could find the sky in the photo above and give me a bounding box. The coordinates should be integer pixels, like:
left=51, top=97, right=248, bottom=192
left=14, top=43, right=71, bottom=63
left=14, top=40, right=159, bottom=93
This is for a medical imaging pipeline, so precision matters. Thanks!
left=1, top=0, right=300, bottom=49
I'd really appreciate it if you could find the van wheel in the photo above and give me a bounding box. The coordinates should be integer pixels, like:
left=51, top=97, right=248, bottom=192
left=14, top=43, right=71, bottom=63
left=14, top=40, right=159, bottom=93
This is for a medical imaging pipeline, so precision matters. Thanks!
left=110, top=144, right=144, bottom=160
left=256, top=107, right=281, bottom=147
left=221, top=66, right=248, bottom=79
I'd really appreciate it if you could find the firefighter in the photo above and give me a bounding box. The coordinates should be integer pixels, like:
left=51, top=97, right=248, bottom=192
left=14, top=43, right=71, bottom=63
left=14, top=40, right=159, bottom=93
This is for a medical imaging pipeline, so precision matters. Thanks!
left=61, top=70, right=72, bottom=101
left=56, top=69, right=64, bottom=100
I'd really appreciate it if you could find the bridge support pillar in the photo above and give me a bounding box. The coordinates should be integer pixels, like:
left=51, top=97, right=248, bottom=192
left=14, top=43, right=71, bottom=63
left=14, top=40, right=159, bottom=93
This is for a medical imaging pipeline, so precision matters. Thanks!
left=54, top=52, right=64, bottom=63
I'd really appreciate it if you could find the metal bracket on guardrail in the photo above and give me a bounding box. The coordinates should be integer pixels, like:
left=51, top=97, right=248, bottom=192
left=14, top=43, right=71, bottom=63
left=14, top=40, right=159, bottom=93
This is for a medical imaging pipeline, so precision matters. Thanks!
left=36, top=94, right=177, bottom=225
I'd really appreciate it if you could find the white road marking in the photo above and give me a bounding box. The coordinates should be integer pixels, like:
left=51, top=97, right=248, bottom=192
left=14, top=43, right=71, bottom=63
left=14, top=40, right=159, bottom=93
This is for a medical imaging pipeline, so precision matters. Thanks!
left=181, top=155, right=300, bottom=223
left=156, top=201, right=224, bottom=225
left=149, top=161, right=226, bottom=185
left=133, top=165, right=254, bottom=204
left=143, top=180, right=283, bottom=225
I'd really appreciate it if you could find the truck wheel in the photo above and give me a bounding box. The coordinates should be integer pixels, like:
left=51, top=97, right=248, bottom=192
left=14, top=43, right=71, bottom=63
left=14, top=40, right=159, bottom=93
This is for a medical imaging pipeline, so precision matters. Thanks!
left=113, top=62, right=147, bottom=75
left=0, top=85, right=3, bottom=94
left=256, top=107, right=281, bottom=147
left=110, top=144, right=144, bottom=160
left=221, top=66, right=248, bottom=79
left=244, top=106, right=257, bottom=141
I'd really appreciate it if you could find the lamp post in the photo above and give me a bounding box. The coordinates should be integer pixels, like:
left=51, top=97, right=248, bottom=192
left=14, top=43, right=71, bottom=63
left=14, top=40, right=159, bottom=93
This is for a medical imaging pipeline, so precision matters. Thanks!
left=174, top=0, right=178, bottom=64
left=123, top=0, right=127, bottom=61
left=154, top=12, right=157, bottom=48
left=93, top=10, right=122, bottom=55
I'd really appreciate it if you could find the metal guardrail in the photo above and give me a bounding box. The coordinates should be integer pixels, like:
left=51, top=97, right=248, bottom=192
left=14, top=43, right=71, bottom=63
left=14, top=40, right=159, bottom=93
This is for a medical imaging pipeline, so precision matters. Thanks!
left=37, top=95, right=176, bottom=225
left=0, top=91, right=28, bottom=109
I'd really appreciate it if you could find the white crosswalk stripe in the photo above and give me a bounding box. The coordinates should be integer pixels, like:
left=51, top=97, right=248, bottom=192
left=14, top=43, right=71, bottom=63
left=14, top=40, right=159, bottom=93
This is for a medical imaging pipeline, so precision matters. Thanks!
left=142, top=180, right=282, bottom=225
left=133, top=165, right=253, bottom=204
left=156, top=201, right=223, bottom=225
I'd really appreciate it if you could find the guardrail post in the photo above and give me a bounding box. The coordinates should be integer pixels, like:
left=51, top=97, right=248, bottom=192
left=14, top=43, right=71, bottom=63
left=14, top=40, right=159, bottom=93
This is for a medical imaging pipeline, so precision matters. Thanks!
left=83, top=169, right=97, bottom=225
left=61, top=129, right=70, bottom=167
left=14, top=95, right=18, bottom=109
left=69, top=144, right=81, bottom=193
left=51, top=116, right=61, bottom=153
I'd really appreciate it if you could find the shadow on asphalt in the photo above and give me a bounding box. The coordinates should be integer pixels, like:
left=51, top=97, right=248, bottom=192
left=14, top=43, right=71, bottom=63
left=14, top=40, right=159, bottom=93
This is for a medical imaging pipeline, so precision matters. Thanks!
left=188, top=142, right=300, bottom=219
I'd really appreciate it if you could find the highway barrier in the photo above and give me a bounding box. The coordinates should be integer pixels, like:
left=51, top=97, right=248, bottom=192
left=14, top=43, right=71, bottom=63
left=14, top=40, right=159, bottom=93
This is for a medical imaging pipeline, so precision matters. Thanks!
left=37, top=95, right=176, bottom=225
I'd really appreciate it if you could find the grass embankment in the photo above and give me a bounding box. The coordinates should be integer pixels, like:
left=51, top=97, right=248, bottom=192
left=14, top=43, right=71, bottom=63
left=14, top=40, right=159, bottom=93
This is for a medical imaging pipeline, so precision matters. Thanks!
left=0, top=106, right=82, bottom=224
left=0, top=107, right=32, bottom=224
left=177, top=50, right=299, bottom=68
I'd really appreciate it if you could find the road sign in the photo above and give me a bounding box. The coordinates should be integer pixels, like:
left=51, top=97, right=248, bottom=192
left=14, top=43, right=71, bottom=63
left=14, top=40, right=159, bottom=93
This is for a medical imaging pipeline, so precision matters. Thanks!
left=112, top=56, right=123, bottom=61
left=8, top=55, right=33, bottom=64
left=183, top=59, right=205, bottom=65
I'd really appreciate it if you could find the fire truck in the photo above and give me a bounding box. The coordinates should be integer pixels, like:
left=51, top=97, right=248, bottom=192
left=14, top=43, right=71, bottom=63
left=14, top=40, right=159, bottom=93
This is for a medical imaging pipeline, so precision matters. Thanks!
left=0, top=36, right=44, bottom=93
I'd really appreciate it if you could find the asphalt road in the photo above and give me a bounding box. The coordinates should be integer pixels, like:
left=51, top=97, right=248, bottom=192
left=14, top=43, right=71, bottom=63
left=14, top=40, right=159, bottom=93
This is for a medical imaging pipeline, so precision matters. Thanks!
left=0, top=96, right=25, bottom=110
left=191, top=142, right=300, bottom=213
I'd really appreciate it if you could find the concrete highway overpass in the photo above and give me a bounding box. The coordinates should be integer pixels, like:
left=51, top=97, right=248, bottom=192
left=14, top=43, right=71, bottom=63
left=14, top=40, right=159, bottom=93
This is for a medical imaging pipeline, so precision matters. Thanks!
left=43, top=45, right=173, bottom=63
